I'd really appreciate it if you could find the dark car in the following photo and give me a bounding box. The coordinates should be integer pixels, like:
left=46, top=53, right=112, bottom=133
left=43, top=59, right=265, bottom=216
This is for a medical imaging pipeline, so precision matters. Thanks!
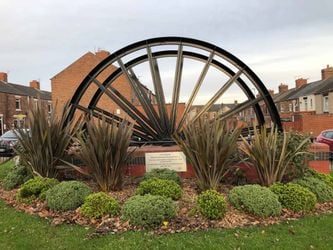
left=316, top=129, right=333, bottom=151
left=0, top=130, right=27, bottom=157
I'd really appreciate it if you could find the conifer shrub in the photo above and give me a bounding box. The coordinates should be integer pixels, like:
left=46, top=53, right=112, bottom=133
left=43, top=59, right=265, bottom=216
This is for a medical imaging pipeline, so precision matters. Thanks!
left=143, top=168, right=181, bottom=185
left=228, top=185, right=282, bottom=217
left=122, top=194, right=176, bottom=228
left=136, top=178, right=181, bottom=200
left=270, top=183, right=316, bottom=212
left=45, top=181, right=92, bottom=211
left=81, top=192, right=120, bottom=219
left=295, top=177, right=333, bottom=202
left=17, top=176, right=59, bottom=202
left=197, top=190, right=227, bottom=219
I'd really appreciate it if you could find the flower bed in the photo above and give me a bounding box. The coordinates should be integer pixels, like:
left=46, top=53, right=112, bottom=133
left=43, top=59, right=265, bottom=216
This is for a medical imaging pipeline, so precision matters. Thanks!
left=1, top=177, right=333, bottom=235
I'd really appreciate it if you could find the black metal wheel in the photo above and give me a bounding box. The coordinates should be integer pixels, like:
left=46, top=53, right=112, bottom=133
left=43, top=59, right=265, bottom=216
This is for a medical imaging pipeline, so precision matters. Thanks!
left=67, top=37, right=281, bottom=145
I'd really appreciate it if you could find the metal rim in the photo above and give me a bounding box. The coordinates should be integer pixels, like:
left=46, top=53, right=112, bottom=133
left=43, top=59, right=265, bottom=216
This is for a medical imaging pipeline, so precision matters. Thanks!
left=67, top=37, right=282, bottom=145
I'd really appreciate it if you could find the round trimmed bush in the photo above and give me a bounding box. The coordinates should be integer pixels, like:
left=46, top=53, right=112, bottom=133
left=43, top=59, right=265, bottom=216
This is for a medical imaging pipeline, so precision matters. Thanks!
left=136, top=178, right=181, bottom=200
left=17, top=176, right=59, bottom=202
left=305, top=169, right=333, bottom=190
left=122, top=194, right=176, bottom=228
left=143, top=168, right=181, bottom=185
left=270, top=183, right=316, bottom=212
left=295, top=177, right=333, bottom=202
left=197, top=190, right=227, bottom=219
left=228, top=185, right=282, bottom=217
left=3, top=165, right=33, bottom=190
left=81, top=192, right=120, bottom=219
left=45, top=181, right=92, bottom=211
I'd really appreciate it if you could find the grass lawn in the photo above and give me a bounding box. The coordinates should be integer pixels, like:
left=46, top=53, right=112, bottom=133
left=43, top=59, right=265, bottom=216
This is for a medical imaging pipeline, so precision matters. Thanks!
left=0, top=199, right=332, bottom=249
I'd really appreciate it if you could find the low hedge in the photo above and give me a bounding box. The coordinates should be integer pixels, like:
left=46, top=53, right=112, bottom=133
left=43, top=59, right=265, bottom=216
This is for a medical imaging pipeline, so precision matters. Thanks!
left=136, top=178, right=181, bottom=200
left=17, top=177, right=59, bottom=203
left=3, top=165, right=32, bottom=190
left=122, top=194, right=176, bottom=228
left=197, top=190, right=227, bottom=219
left=142, top=168, right=181, bottom=185
left=228, top=185, right=282, bottom=217
left=45, top=181, right=92, bottom=211
left=270, top=183, right=317, bottom=212
left=295, top=177, right=333, bottom=202
left=81, top=192, right=120, bottom=219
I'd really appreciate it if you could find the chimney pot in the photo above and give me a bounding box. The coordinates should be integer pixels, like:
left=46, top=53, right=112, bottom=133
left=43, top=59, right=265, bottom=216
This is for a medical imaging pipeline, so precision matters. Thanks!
left=295, top=78, right=307, bottom=88
left=30, top=80, right=40, bottom=90
left=278, top=83, right=288, bottom=93
left=0, top=72, right=8, bottom=82
left=322, top=65, right=333, bottom=80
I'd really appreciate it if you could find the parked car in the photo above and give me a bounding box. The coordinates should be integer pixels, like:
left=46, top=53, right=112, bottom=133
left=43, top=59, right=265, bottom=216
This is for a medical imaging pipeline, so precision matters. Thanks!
left=0, top=129, right=28, bottom=157
left=316, top=129, right=333, bottom=151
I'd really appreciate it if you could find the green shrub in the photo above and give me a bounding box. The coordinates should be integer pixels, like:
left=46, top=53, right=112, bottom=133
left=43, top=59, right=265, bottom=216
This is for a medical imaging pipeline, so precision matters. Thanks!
left=0, top=161, right=15, bottom=182
left=122, top=195, right=176, bottom=228
left=143, top=168, right=181, bottom=185
left=295, top=177, right=333, bottom=202
left=3, top=165, right=33, bottom=190
left=45, top=181, right=92, bottom=211
left=197, top=190, right=227, bottom=219
left=81, top=192, right=120, bottom=219
left=305, top=169, right=333, bottom=190
left=136, top=178, right=181, bottom=200
left=270, top=183, right=316, bottom=212
left=17, top=177, right=59, bottom=202
left=228, top=185, right=282, bottom=217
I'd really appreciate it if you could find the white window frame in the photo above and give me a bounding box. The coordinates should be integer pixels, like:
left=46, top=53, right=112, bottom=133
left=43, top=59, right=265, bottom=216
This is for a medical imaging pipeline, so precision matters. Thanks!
left=15, top=96, right=21, bottom=111
left=47, top=101, right=52, bottom=114
left=323, top=96, right=329, bottom=112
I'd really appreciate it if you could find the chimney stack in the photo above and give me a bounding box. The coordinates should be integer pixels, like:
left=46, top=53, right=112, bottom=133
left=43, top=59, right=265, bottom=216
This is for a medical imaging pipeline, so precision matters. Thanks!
left=268, top=89, right=274, bottom=96
left=95, top=50, right=110, bottom=59
left=321, top=65, right=333, bottom=80
left=30, top=80, right=40, bottom=90
left=278, top=83, right=288, bottom=93
left=295, top=78, right=307, bottom=89
left=0, top=72, right=8, bottom=82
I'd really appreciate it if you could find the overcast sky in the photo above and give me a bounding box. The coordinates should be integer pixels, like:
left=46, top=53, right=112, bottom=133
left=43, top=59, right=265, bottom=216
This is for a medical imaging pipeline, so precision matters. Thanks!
left=1, top=0, right=332, bottom=97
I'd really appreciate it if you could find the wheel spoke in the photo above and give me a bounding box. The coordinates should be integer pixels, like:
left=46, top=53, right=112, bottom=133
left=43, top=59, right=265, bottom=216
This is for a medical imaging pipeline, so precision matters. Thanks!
left=72, top=104, right=152, bottom=140
left=217, top=96, right=263, bottom=121
left=170, top=44, right=184, bottom=132
left=147, top=46, right=170, bottom=134
left=91, top=77, right=159, bottom=138
left=177, top=51, right=214, bottom=130
left=117, top=58, right=163, bottom=134
left=190, top=68, right=244, bottom=123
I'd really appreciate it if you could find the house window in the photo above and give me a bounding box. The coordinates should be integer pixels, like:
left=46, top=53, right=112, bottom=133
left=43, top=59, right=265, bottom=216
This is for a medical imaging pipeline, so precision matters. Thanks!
left=47, top=102, right=52, bottom=113
left=323, top=96, right=329, bottom=112
left=303, top=97, right=308, bottom=111
left=289, top=103, right=292, bottom=112
left=310, top=99, right=313, bottom=109
left=15, top=97, right=21, bottom=110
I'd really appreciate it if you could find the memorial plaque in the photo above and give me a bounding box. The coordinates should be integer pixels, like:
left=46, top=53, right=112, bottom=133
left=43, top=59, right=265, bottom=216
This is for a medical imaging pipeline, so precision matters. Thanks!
left=145, top=152, right=187, bottom=172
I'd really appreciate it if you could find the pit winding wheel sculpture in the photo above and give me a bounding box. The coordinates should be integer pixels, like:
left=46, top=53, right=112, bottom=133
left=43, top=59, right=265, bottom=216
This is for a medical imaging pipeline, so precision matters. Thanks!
left=67, top=37, right=282, bottom=145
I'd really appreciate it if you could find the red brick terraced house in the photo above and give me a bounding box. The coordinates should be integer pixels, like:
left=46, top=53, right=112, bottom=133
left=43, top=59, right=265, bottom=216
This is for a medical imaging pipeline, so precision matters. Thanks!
left=273, top=65, right=333, bottom=136
left=0, top=72, right=51, bottom=135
